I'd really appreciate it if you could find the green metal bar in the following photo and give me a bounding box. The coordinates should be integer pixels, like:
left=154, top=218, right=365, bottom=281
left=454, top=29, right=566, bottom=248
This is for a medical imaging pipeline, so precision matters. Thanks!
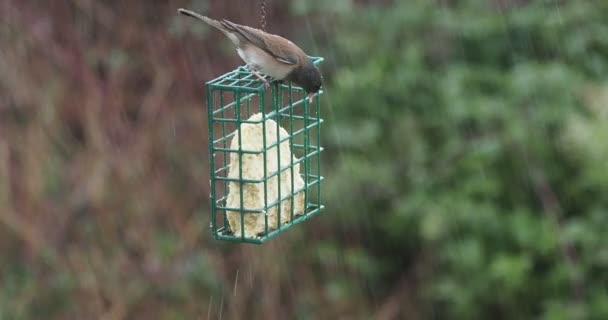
left=217, top=186, right=322, bottom=209
left=219, top=90, right=229, bottom=231
left=212, top=77, right=259, bottom=87
left=211, top=116, right=273, bottom=124
left=209, top=69, right=260, bottom=82
left=213, top=123, right=320, bottom=154
left=261, top=88, right=269, bottom=236
left=218, top=203, right=325, bottom=244
left=292, top=144, right=323, bottom=151
left=257, top=176, right=323, bottom=209
left=208, top=70, right=239, bottom=84
left=212, top=147, right=266, bottom=154
left=217, top=207, right=265, bottom=214
left=274, top=114, right=324, bottom=122
left=215, top=229, right=263, bottom=244
left=216, top=203, right=325, bottom=244
left=215, top=96, right=303, bottom=119
left=288, top=82, right=296, bottom=221
left=206, top=84, right=217, bottom=239
left=276, top=83, right=294, bottom=225
left=212, top=92, right=258, bottom=115
left=316, top=89, right=322, bottom=216
left=273, top=83, right=282, bottom=230
left=225, top=79, right=258, bottom=88
left=214, top=149, right=321, bottom=182
left=216, top=175, right=322, bottom=204
left=219, top=90, right=226, bottom=147
left=246, top=89, right=251, bottom=118
left=210, top=84, right=261, bottom=93
left=217, top=176, right=323, bottom=213
left=303, top=96, right=310, bottom=214
left=213, top=102, right=324, bottom=121
left=213, top=131, right=236, bottom=145
left=215, top=166, right=229, bottom=175
left=236, top=91, right=245, bottom=240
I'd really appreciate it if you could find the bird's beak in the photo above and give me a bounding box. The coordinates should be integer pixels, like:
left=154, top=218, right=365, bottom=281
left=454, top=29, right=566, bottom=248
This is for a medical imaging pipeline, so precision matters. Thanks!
left=307, top=92, right=315, bottom=104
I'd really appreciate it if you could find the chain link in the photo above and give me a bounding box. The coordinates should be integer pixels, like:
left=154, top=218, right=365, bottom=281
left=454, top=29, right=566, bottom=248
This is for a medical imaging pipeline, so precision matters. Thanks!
left=260, top=0, right=267, bottom=31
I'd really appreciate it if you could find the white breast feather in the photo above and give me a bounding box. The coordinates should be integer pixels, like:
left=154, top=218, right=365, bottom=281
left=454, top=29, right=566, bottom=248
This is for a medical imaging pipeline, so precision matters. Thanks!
left=237, top=46, right=293, bottom=80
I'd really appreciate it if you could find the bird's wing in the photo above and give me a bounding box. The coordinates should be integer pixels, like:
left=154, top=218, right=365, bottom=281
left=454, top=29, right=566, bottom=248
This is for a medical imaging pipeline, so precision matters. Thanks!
left=220, top=20, right=301, bottom=65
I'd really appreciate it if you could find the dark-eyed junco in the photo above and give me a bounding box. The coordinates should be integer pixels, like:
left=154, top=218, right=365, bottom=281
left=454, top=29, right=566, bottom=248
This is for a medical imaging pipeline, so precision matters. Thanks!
left=178, top=8, right=322, bottom=103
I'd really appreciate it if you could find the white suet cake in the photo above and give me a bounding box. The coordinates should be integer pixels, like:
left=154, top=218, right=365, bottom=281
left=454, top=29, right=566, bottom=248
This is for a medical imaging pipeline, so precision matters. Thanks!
left=226, top=113, right=305, bottom=237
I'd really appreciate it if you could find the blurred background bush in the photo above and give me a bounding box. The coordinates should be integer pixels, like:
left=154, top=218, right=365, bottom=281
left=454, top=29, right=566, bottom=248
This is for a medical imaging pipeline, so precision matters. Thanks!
left=1, top=0, right=607, bottom=319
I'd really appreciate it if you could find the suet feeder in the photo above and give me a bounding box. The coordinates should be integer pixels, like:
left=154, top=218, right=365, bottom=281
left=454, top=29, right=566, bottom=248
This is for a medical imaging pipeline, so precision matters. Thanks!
left=206, top=57, right=324, bottom=244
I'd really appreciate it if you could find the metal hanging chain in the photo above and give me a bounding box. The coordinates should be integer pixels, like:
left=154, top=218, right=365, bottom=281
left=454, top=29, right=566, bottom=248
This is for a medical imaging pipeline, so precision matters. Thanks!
left=260, top=0, right=268, bottom=31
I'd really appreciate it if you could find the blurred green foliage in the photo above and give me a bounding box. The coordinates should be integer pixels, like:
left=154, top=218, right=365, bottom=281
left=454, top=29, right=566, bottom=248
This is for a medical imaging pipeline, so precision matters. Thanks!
left=1, top=0, right=608, bottom=319
left=322, top=0, right=608, bottom=319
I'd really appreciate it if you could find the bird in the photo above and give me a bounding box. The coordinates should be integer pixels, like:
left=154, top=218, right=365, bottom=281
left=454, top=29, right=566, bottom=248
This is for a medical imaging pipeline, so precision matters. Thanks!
left=178, top=8, right=322, bottom=103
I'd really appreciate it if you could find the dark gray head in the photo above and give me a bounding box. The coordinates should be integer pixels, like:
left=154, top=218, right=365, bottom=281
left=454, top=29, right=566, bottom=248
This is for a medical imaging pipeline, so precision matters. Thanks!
left=287, top=59, right=322, bottom=102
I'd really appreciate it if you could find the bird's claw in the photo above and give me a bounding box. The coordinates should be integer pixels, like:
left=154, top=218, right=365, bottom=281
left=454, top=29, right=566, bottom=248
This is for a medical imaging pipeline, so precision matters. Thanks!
left=262, top=79, right=270, bottom=89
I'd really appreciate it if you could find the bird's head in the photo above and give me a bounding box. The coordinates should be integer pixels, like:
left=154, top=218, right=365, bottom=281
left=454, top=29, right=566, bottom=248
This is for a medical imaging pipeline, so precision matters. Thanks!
left=288, top=60, right=322, bottom=103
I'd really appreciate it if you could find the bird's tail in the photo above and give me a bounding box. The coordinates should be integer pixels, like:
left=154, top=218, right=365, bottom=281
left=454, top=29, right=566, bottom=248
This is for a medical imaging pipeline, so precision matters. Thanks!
left=178, top=8, right=225, bottom=31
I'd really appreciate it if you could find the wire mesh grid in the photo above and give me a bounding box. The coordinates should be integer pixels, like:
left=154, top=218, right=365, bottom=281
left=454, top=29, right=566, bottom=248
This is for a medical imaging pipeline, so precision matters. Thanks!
left=207, top=57, right=324, bottom=244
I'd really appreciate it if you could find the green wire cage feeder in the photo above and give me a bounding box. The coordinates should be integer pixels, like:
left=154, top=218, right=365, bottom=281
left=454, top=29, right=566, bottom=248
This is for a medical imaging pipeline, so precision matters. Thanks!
left=206, top=57, right=325, bottom=244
